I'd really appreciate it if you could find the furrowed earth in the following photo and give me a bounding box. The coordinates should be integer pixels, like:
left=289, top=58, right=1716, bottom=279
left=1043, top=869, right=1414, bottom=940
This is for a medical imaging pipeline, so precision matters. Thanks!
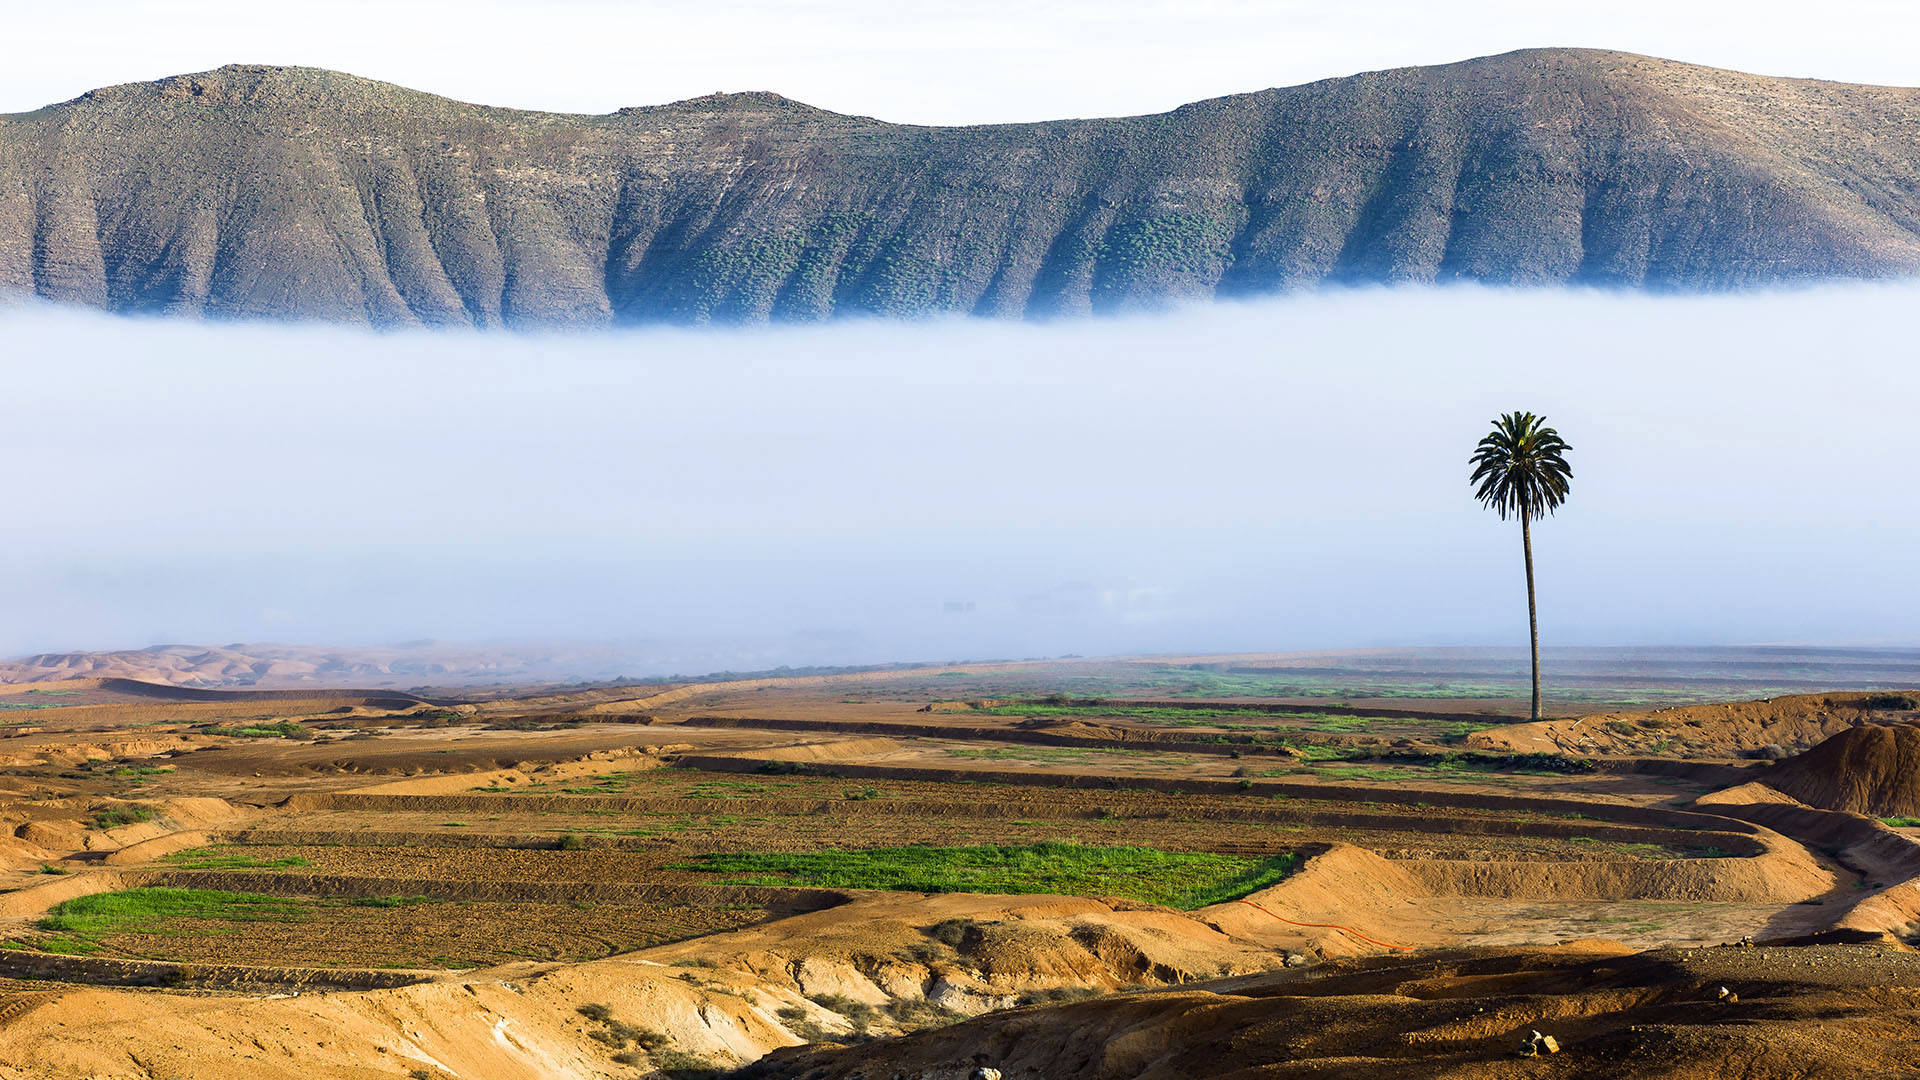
left=0, top=652, right=1917, bottom=1079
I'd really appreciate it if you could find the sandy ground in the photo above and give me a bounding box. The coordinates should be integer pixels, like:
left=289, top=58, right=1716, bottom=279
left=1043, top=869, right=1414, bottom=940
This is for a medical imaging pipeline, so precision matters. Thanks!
left=0, top=673, right=1916, bottom=1078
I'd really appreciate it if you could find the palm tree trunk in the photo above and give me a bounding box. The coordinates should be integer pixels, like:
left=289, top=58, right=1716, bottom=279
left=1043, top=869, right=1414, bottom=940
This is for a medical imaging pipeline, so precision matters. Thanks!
left=1521, top=510, right=1540, bottom=722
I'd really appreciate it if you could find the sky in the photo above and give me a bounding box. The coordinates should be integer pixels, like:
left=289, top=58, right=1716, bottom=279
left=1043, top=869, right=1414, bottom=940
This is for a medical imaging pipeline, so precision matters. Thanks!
left=5, top=1, right=1920, bottom=124
left=4, top=285, right=1916, bottom=663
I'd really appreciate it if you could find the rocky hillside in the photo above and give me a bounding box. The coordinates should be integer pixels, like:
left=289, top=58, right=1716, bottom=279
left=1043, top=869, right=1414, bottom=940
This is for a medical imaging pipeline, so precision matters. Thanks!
left=3, top=48, right=1919, bottom=327
left=0, top=642, right=668, bottom=689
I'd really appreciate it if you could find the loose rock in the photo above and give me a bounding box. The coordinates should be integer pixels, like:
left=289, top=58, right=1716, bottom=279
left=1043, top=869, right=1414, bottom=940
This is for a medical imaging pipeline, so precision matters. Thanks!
left=1517, top=1029, right=1561, bottom=1057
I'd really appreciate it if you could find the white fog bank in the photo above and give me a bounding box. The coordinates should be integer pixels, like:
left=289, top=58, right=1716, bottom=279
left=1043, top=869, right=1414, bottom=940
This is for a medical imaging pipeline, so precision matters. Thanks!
left=2, top=284, right=1915, bottom=668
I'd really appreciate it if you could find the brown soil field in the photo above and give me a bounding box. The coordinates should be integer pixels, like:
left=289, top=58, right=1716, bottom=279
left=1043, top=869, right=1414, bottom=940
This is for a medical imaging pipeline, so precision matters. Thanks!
left=281, top=792, right=1765, bottom=861
left=11, top=897, right=772, bottom=970
left=0, top=665, right=1915, bottom=1078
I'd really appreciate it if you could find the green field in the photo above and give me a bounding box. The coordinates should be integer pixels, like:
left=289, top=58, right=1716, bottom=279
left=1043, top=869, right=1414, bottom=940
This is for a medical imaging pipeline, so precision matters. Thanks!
left=162, top=846, right=313, bottom=871
left=14, top=887, right=440, bottom=956
left=25, top=888, right=314, bottom=954
left=672, top=841, right=1298, bottom=909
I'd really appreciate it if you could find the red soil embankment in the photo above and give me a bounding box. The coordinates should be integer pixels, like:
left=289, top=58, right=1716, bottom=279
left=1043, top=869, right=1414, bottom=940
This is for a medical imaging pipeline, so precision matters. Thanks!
left=1758, top=722, right=1920, bottom=817
left=1469, top=692, right=1917, bottom=757
left=1397, top=846, right=1828, bottom=903
left=1697, top=781, right=1920, bottom=940
left=1200, top=844, right=1436, bottom=956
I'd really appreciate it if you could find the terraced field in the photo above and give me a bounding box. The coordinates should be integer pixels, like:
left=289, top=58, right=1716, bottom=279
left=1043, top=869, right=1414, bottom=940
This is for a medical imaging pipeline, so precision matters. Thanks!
left=0, top=675, right=1905, bottom=1048
left=2, top=756, right=1777, bottom=974
left=15, top=889, right=767, bottom=969
left=0, top=666, right=1912, bottom=1080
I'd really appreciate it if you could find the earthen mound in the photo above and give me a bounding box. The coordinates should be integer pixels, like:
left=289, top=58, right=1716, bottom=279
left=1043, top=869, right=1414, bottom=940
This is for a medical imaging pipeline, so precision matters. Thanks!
left=1468, top=691, right=1913, bottom=758
left=1760, top=722, right=1920, bottom=817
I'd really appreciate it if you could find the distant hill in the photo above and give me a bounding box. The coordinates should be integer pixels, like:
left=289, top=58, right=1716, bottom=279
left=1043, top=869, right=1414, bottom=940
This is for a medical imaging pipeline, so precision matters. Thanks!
left=0, top=643, right=630, bottom=689
left=0, top=642, right=770, bottom=690
left=3, top=48, right=1919, bottom=327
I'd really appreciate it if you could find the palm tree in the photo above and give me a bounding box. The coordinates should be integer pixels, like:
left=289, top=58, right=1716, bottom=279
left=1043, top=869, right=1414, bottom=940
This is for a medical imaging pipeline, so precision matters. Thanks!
left=1469, top=412, right=1573, bottom=722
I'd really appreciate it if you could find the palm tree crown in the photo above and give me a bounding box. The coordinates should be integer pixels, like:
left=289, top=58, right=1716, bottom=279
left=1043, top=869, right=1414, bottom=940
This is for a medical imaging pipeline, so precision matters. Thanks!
left=1469, top=413, right=1573, bottom=521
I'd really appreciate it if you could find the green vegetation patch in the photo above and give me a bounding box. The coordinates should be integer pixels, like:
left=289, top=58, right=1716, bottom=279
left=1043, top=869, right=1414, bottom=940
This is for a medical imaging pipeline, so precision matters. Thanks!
left=16, top=887, right=451, bottom=956
left=106, top=765, right=176, bottom=784
left=976, top=701, right=1414, bottom=733
left=201, top=721, right=314, bottom=740
left=32, top=888, right=314, bottom=954
left=672, top=841, right=1297, bottom=909
left=90, top=804, right=156, bottom=830
left=162, top=845, right=312, bottom=871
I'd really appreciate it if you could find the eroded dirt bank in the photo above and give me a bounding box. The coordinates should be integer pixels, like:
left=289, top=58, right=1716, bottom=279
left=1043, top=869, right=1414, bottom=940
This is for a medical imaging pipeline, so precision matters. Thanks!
left=741, top=942, right=1920, bottom=1080
left=0, top=886, right=1302, bottom=1079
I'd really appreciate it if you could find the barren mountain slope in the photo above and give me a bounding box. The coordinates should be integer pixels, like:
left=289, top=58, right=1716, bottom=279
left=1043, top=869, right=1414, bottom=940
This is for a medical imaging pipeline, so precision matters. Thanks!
left=3, top=48, right=1919, bottom=327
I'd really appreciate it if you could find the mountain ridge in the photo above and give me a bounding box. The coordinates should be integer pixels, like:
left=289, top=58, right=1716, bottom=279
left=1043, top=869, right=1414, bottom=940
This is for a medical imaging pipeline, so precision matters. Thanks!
left=4, top=47, right=1919, bottom=327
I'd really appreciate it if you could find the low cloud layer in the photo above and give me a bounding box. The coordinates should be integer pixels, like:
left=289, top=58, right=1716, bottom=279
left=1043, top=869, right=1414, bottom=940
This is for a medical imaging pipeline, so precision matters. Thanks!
left=3, top=284, right=1915, bottom=669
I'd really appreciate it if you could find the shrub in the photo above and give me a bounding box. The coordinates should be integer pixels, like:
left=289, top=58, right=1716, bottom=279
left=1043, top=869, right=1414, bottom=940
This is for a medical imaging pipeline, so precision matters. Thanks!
left=895, top=941, right=942, bottom=964
left=592, top=1021, right=666, bottom=1050
left=654, top=1050, right=727, bottom=1079
left=202, top=721, right=314, bottom=740
left=926, top=918, right=975, bottom=948
left=776, top=1004, right=829, bottom=1041
left=807, top=992, right=877, bottom=1035
left=90, top=805, right=156, bottom=830
left=1015, top=986, right=1105, bottom=1006
left=556, top=833, right=588, bottom=851
left=885, top=997, right=965, bottom=1030
left=579, top=1005, right=668, bottom=1053
left=1866, top=693, right=1919, bottom=710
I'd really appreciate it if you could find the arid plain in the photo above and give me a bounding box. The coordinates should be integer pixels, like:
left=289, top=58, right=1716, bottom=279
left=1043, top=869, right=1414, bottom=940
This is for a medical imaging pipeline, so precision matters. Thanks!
left=0, top=649, right=1917, bottom=1078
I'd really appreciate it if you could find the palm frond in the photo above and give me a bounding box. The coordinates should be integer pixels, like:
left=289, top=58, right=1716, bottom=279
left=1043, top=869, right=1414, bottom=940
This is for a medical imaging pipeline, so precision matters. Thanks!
left=1467, top=411, right=1574, bottom=521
